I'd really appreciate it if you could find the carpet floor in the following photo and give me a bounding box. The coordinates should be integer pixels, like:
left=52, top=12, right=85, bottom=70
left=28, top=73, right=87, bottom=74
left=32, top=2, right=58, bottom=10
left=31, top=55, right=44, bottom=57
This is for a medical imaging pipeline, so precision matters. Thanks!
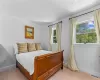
left=0, top=67, right=100, bottom=80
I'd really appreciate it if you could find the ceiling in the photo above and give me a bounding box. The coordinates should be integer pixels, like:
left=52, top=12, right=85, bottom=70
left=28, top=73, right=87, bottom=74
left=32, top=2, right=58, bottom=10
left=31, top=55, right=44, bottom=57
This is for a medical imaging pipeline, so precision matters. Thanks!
left=0, top=0, right=100, bottom=23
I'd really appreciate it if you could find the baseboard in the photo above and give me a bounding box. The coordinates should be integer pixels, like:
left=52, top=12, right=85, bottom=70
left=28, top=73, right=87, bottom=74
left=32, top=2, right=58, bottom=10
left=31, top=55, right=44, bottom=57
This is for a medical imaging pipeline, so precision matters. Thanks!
left=80, top=68, right=100, bottom=78
left=63, top=64, right=100, bottom=78
left=0, top=64, right=16, bottom=72
left=63, top=62, right=67, bottom=67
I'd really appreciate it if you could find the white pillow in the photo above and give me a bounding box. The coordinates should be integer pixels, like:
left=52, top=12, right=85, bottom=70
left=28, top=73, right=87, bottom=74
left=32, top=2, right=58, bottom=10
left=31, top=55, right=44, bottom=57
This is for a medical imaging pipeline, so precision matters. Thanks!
left=13, top=44, right=18, bottom=54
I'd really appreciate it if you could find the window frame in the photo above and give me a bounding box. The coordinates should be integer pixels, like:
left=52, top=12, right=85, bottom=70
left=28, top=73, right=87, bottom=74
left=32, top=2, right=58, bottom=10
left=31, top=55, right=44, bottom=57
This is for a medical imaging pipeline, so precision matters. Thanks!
left=74, top=18, right=98, bottom=44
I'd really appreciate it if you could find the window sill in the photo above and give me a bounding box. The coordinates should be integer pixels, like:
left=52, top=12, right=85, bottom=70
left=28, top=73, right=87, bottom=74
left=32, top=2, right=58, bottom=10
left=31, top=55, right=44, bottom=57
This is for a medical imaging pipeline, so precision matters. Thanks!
left=51, top=43, right=58, bottom=44
left=73, top=43, right=100, bottom=45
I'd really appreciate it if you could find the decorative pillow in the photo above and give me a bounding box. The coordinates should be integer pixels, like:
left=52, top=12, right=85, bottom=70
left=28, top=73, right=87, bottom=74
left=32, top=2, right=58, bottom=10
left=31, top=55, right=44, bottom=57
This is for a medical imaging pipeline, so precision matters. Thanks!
left=27, top=43, right=36, bottom=52
left=17, top=43, right=28, bottom=53
left=35, top=43, right=42, bottom=50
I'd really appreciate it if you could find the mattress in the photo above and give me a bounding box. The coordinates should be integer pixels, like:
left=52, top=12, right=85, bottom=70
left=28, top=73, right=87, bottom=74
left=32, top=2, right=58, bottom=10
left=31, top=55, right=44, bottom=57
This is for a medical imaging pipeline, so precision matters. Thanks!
left=16, top=50, right=52, bottom=75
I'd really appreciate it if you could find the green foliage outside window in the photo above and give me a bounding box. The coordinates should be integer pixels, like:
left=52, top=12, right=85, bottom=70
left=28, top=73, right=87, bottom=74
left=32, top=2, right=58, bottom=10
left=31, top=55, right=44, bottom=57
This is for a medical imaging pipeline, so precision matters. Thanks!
left=53, top=37, right=57, bottom=43
left=76, top=33, right=97, bottom=43
left=76, top=20, right=97, bottom=43
left=53, top=29, right=57, bottom=43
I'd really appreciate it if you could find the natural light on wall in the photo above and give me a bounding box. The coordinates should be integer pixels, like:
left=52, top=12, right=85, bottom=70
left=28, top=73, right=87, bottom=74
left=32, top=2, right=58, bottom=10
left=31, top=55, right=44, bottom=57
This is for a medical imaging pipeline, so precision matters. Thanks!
left=51, top=0, right=97, bottom=12
left=70, top=0, right=97, bottom=12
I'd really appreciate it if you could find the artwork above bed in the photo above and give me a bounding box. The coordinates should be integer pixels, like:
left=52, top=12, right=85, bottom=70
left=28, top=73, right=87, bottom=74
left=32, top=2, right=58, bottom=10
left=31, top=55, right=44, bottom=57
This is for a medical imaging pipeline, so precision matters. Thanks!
left=25, top=26, right=34, bottom=39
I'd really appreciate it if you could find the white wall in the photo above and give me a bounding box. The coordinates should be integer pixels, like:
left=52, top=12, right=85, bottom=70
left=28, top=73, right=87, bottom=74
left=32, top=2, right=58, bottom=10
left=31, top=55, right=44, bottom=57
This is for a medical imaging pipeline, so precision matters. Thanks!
left=61, top=18, right=71, bottom=62
left=0, top=16, right=42, bottom=69
left=71, top=4, right=100, bottom=77
left=0, top=16, right=41, bottom=52
left=74, top=44, right=100, bottom=77
left=40, top=4, right=100, bottom=77
left=0, top=16, right=41, bottom=44
left=39, top=24, right=49, bottom=50
left=40, top=18, right=71, bottom=63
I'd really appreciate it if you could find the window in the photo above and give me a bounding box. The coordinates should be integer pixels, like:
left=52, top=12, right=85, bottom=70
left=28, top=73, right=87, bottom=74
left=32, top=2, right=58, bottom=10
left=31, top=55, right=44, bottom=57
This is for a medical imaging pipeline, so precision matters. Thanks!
left=75, top=19, right=97, bottom=43
left=52, top=28, right=57, bottom=43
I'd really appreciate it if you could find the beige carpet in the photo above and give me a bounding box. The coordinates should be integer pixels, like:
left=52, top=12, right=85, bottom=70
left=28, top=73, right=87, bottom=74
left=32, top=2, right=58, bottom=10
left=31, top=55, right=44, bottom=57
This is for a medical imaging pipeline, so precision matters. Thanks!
left=0, top=67, right=99, bottom=80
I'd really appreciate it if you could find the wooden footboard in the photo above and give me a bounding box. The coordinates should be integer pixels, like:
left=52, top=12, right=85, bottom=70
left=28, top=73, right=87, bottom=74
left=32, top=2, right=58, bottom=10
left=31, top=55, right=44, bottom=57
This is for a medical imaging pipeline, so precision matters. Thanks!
left=33, top=50, right=63, bottom=80
left=17, top=50, right=64, bottom=80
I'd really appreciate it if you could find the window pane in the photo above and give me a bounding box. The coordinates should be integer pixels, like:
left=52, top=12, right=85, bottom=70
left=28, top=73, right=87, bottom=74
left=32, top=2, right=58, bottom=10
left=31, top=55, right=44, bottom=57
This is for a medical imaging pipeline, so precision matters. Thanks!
left=53, top=40, right=57, bottom=43
left=76, top=33, right=97, bottom=43
left=53, top=37, right=57, bottom=43
left=76, top=21, right=97, bottom=43
left=76, top=21, right=95, bottom=34
left=53, top=30, right=56, bottom=36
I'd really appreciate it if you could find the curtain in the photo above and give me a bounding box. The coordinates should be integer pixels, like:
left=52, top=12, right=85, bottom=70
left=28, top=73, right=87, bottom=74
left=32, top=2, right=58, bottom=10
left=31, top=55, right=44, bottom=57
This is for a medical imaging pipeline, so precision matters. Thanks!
left=94, top=10, right=100, bottom=43
left=49, top=27, right=52, bottom=51
left=56, top=22, right=62, bottom=51
left=67, top=19, right=79, bottom=71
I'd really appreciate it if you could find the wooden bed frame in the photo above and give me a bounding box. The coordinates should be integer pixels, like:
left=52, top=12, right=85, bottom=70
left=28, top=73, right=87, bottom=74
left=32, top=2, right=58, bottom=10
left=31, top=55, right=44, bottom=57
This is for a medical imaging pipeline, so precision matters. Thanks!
left=16, top=50, right=64, bottom=80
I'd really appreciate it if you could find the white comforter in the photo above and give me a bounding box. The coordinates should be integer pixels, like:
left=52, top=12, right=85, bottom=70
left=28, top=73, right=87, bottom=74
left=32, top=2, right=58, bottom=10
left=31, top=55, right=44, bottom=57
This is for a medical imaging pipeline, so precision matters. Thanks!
left=16, top=50, right=52, bottom=75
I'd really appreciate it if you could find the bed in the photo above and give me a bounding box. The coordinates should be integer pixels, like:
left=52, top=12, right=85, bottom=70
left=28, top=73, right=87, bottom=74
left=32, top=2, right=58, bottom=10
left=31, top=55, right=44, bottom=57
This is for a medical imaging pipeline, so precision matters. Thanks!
left=16, top=50, right=63, bottom=80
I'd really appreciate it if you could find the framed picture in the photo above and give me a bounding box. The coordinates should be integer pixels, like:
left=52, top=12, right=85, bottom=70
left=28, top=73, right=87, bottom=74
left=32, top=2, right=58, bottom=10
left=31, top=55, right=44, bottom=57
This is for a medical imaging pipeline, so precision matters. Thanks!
left=25, top=26, right=34, bottom=39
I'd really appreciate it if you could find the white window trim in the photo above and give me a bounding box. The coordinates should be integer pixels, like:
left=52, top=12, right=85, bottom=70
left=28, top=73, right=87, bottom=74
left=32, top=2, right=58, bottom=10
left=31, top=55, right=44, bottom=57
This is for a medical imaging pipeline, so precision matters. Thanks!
left=74, top=18, right=98, bottom=44
left=77, top=18, right=93, bottom=25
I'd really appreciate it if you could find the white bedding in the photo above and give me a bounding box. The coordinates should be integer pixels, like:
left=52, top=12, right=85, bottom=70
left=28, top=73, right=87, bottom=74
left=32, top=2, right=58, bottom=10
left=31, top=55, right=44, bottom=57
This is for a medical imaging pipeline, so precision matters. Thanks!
left=16, top=50, right=52, bottom=75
